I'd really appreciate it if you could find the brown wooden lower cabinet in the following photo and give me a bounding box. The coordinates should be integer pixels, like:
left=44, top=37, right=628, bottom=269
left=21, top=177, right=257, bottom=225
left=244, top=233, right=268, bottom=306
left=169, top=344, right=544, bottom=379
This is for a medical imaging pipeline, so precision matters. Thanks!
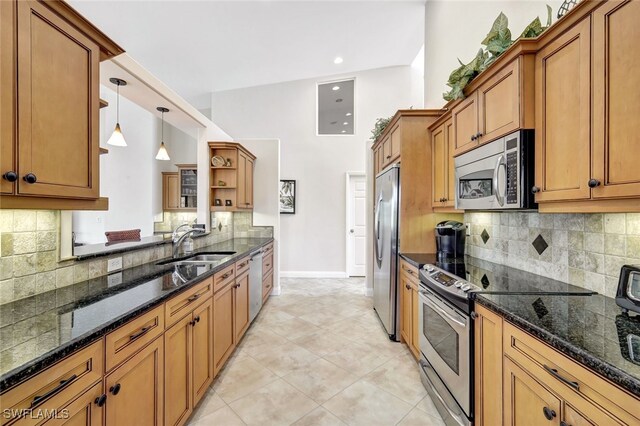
left=104, top=336, right=164, bottom=426
left=234, top=271, right=250, bottom=342
left=399, top=259, right=420, bottom=360
left=55, top=381, right=105, bottom=426
left=213, top=282, right=235, bottom=376
left=165, top=298, right=214, bottom=426
left=474, top=304, right=640, bottom=426
left=262, top=270, right=273, bottom=303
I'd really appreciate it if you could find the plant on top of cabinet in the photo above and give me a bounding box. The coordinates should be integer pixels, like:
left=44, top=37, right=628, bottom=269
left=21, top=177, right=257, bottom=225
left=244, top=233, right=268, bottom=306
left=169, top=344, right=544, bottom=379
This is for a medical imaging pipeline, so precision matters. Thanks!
left=0, top=0, right=124, bottom=210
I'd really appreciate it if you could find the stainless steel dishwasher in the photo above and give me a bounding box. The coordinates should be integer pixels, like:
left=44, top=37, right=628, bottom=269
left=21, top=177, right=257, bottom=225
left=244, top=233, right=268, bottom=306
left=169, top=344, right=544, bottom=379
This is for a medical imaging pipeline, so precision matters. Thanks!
left=248, top=248, right=264, bottom=322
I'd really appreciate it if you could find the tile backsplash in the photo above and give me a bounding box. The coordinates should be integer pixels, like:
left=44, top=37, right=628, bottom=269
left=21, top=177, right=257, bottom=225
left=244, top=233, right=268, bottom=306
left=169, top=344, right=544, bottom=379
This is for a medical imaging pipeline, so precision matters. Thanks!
left=464, top=212, right=640, bottom=298
left=0, top=210, right=271, bottom=306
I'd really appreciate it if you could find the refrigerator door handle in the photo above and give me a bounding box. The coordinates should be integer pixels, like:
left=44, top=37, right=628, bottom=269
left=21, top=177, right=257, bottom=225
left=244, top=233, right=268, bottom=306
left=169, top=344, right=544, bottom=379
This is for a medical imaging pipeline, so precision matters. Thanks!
left=374, top=194, right=383, bottom=267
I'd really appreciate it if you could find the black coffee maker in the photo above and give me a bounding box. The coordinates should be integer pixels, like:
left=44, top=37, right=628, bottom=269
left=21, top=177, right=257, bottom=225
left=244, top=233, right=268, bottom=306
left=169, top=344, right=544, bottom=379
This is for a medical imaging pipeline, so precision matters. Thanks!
left=435, top=221, right=466, bottom=259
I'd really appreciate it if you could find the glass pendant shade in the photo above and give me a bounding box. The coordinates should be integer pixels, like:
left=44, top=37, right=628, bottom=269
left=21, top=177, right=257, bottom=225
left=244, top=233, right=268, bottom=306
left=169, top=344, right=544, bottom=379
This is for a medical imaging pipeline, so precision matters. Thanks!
left=107, top=123, right=127, bottom=147
left=155, top=142, right=170, bottom=161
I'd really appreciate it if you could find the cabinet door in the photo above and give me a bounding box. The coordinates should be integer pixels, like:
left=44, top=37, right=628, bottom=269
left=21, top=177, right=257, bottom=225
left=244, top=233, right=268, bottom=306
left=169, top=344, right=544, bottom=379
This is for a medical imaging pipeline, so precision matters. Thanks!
left=445, top=119, right=456, bottom=206
left=373, top=147, right=380, bottom=176
left=163, top=173, right=180, bottom=210
left=592, top=0, right=640, bottom=199
left=192, top=299, right=214, bottom=407
left=452, top=92, right=479, bottom=156
left=534, top=18, right=591, bottom=202
left=237, top=150, right=247, bottom=208
left=431, top=123, right=446, bottom=205
left=474, top=305, right=503, bottom=426
left=478, top=59, right=520, bottom=143
left=503, top=357, right=561, bottom=426
left=410, top=286, right=420, bottom=358
left=213, top=283, right=235, bottom=376
left=234, top=272, right=250, bottom=342
left=389, top=124, right=401, bottom=162
left=245, top=157, right=254, bottom=208
left=0, top=0, right=15, bottom=195
left=399, top=274, right=412, bottom=347
left=262, top=270, right=273, bottom=303
left=43, top=381, right=104, bottom=426
left=381, top=136, right=391, bottom=166
left=164, top=315, right=192, bottom=426
left=105, top=337, right=164, bottom=426
left=16, top=0, right=100, bottom=199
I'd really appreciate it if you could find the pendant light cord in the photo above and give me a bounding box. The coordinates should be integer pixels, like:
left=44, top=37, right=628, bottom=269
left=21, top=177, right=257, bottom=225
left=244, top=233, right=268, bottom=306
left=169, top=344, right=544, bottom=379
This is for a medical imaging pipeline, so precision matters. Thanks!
left=161, top=110, right=164, bottom=142
left=116, top=83, right=120, bottom=123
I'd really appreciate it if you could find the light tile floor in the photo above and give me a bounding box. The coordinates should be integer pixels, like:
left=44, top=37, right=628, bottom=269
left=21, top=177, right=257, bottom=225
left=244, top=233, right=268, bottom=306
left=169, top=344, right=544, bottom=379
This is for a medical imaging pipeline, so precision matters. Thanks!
left=188, top=277, right=445, bottom=426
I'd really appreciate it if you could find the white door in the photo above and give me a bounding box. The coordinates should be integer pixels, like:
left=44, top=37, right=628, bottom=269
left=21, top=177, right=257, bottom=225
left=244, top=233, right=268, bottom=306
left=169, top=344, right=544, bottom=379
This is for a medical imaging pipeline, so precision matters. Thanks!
left=347, top=175, right=366, bottom=276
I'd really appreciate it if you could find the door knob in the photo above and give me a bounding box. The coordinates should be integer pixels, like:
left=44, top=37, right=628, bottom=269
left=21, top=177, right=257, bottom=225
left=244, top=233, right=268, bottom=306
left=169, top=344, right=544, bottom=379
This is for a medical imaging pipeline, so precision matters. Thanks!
left=109, top=383, right=121, bottom=395
left=2, top=171, right=17, bottom=182
left=588, top=179, right=601, bottom=188
left=94, top=394, right=107, bottom=407
left=23, top=173, right=37, bottom=184
left=542, top=406, right=556, bottom=420
left=531, top=186, right=540, bottom=194
left=349, top=229, right=354, bottom=234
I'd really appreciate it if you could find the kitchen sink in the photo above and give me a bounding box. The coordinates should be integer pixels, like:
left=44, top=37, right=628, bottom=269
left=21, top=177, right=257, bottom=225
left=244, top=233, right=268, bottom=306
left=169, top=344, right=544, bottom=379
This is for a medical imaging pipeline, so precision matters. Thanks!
left=156, top=251, right=236, bottom=266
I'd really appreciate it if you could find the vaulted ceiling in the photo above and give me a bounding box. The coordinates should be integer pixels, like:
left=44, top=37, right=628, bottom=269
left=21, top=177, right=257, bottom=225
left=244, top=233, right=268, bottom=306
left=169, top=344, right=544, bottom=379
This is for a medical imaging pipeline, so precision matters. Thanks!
left=71, top=1, right=425, bottom=108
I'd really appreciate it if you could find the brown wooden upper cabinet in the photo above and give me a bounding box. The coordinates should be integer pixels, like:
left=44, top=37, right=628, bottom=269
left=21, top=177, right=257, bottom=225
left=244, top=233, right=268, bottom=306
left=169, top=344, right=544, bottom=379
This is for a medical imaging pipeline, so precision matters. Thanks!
left=209, top=142, right=256, bottom=211
left=453, top=56, right=533, bottom=157
left=431, top=116, right=456, bottom=209
left=0, top=0, right=123, bottom=209
left=162, top=165, right=197, bottom=211
left=534, top=0, right=640, bottom=211
left=162, top=172, right=181, bottom=211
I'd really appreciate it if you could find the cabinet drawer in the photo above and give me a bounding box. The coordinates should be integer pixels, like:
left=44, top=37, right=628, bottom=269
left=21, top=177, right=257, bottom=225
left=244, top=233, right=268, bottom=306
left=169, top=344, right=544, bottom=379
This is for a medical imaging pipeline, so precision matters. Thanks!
left=262, top=253, right=274, bottom=275
left=0, top=340, right=103, bottom=426
left=399, top=259, right=419, bottom=286
left=165, top=278, right=213, bottom=327
left=263, top=242, right=274, bottom=256
left=105, top=304, right=165, bottom=372
left=503, top=321, right=640, bottom=424
left=262, top=271, right=273, bottom=303
left=213, top=264, right=235, bottom=294
left=235, top=255, right=250, bottom=277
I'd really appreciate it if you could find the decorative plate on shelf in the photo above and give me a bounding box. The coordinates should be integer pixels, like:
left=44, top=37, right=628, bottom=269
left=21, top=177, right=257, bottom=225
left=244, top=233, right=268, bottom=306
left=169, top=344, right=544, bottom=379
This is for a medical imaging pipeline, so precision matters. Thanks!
left=211, top=155, right=226, bottom=167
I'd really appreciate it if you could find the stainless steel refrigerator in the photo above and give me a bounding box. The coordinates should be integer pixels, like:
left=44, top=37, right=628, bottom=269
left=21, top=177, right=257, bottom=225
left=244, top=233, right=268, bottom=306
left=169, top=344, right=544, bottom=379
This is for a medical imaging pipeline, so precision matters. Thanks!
left=373, top=165, right=400, bottom=341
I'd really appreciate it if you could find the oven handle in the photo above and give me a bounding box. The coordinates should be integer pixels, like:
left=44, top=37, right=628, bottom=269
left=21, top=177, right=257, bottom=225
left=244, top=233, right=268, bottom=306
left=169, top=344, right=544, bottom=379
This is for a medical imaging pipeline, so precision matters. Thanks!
left=492, top=154, right=506, bottom=207
left=419, top=290, right=467, bottom=328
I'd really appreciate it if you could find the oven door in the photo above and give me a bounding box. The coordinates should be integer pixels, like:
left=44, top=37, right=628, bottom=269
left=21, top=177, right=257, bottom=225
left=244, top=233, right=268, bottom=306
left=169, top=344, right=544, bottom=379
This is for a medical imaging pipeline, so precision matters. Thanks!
left=418, top=288, right=471, bottom=416
left=455, top=153, right=506, bottom=210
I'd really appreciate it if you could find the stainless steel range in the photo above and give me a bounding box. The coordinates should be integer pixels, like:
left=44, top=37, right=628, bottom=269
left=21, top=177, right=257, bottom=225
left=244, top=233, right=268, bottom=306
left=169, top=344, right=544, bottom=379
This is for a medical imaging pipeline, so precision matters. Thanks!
left=418, top=263, right=479, bottom=426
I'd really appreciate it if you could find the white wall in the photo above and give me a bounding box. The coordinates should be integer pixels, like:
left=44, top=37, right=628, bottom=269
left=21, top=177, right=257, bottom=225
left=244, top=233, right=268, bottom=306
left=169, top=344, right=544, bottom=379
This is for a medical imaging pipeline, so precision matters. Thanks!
left=238, top=139, right=281, bottom=293
left=211, top=66, right=423, bottom=276
left=424, top=0, right=563, bottom=108
left=74, top=86, right=158, bottom=244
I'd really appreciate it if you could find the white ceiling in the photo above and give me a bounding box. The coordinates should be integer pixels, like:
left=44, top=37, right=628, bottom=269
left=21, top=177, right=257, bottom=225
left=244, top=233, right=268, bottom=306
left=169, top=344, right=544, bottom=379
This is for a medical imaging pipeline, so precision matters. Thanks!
left=70, top=1, right=425, bottom=108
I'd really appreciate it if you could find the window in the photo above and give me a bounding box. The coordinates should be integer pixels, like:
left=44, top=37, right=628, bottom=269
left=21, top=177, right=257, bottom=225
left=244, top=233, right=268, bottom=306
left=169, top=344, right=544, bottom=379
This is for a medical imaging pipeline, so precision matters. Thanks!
left=317, top=79, right=354, bottom=135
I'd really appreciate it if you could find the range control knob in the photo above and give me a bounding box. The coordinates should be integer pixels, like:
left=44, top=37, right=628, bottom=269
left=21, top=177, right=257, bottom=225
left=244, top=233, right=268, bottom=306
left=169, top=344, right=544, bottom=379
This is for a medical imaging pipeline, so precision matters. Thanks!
left=454, top=281, right=464, bottom=288
left=425, top=265, right=435, bottom=273
left=461, top=284, right=472, bottom=292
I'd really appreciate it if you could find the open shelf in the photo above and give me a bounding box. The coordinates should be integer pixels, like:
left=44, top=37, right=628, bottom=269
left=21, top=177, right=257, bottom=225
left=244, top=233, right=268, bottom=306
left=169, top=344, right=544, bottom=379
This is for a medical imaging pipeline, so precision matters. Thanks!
left=211, top=186, right=236, bottom=189
left=211, top=166, right=237, bottom=170
left=99, top=147, right=109, bottom=155
left=99, top=99, right=109, bottom=109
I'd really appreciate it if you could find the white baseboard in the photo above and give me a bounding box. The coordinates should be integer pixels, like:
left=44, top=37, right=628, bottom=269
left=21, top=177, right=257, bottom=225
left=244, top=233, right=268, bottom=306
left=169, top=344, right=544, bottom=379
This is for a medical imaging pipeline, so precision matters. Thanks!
left=280, top=271, right=349, bottom=279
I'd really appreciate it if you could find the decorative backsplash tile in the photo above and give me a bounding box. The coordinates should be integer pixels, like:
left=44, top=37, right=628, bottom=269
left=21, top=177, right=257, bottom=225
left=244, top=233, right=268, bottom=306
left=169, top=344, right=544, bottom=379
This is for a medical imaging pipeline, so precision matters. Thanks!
left=465, top=212, right=640, bottom=298
left=0, top=210, right=272, bottom=305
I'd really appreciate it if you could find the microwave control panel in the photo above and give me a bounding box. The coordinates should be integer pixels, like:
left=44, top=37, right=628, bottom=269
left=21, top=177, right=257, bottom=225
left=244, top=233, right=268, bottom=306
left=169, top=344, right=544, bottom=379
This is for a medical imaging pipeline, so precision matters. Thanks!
left=506, top=151, right=518, bottom=204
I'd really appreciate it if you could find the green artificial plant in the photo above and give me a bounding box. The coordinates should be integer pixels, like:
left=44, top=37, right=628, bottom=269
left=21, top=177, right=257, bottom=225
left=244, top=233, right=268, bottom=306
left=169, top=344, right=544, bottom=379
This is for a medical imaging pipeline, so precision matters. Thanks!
left=443, top=6, right=553, bottom=102
left=370, top=116, right=393, bottom=142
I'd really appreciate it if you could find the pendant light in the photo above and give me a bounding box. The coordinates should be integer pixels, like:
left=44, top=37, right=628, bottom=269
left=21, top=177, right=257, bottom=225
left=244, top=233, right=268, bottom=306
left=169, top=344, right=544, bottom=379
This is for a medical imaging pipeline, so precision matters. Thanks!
left=155, top=107, right=170, bottom=161
left=107, top=78, right=128, bottom=147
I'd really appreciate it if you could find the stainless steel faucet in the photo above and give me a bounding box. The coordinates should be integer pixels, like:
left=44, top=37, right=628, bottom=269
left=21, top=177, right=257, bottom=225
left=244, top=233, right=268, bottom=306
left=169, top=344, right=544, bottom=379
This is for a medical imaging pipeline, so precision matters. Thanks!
left=172, top=225, right=204, bottom=258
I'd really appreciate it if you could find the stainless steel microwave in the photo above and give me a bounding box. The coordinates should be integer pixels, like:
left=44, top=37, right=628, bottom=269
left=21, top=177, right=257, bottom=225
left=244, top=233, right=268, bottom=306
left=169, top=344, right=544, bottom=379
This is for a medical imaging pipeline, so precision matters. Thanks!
left=454, top=130, right=536, bottom=210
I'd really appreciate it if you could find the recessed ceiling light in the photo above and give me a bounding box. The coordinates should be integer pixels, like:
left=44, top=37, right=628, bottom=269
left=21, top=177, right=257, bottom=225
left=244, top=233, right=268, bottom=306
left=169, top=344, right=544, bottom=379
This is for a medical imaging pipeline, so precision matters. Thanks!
left=343, top=122, right=349, bottom=125
left=334, top=57, right=343, bottom=64
left=336, top=98, right=343, bottom=103
left=346, top=112, right=352, bottom=117
left=332, top=85, right=340, bottom=91
left=341, top=130, right=347, bottom=133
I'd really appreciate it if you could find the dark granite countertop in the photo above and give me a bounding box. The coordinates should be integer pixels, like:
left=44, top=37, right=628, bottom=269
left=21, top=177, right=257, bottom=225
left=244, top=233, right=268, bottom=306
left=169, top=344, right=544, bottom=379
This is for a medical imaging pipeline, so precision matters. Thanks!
left=0, top=237, right=272, bottom=391
left=400, top=252, right=640, bottom=398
